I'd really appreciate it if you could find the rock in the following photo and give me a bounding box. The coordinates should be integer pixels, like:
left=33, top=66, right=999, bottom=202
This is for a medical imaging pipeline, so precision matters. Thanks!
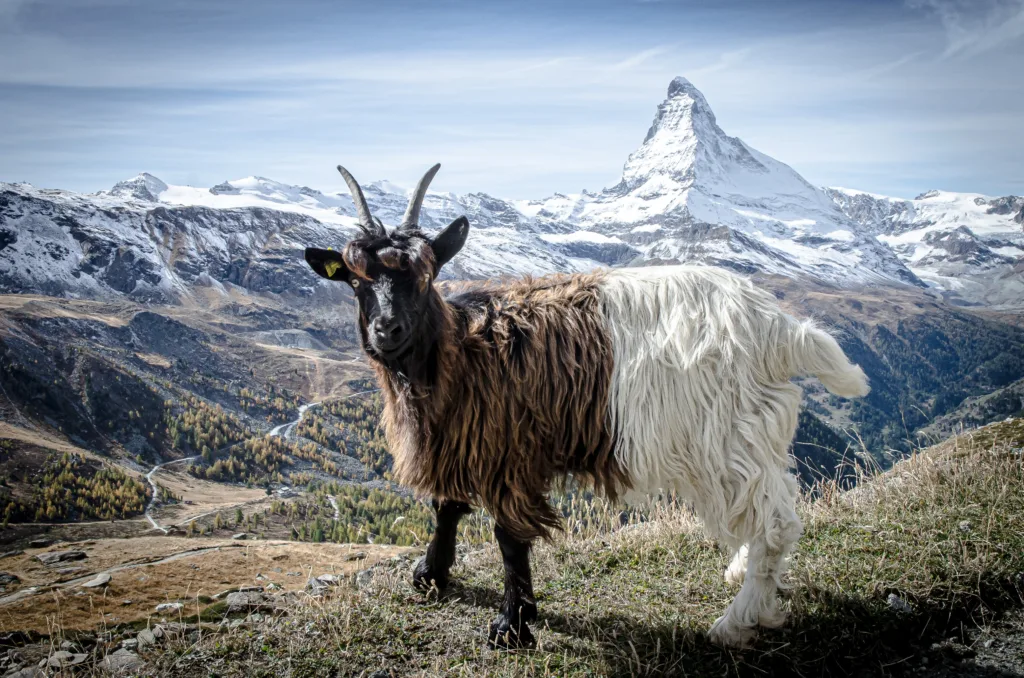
left=6, top=643, right=49, bottom=666
left=27, top=538, right=54, bottom=548
left=343, top=551, right=367, bottom=562
left=136, top=629, right=157, bottom=648
left=45, top=650, right=87, bottom=668
left=82, top=573, right=111, bottom=588
left=56, top=566, right=86, bottom=575
left=154, top=602, right=182, bottom=613
left=120, top=638, right=138, bottom=650
left=102, top=648, right=144, bottom=675
left=238, top=585, right=264, bottom=593
left=6, top=668, right=43, bottom=678
left=59, top=640, right=74, bottom=650
left=958, top=520, right=972, bottom=532
left=151, top=625, right=164, bottom=640
left=225, top=591, right=274, bottom=613
left=316, top=574, right=342, bottom=586
left=368, top=670, right=393, bottom=678
left=35, top=550, right=86, bottom=566
left=121, top=600, right=132, bottom=606
left=306, top=578, right=328, bottom=596
left=0, top=550, right=24, bottom=560
left=266, top=583, right=281, bottom=591
left=231, top=533, right=248, bottom=540
left=886, top=593, right=912, bottom=614
left=0, top=573, right=18, bottom=587
left=356, top=568, right=375, bottom=590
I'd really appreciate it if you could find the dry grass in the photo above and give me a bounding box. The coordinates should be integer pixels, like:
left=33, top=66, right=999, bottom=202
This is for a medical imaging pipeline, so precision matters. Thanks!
left=0, top=538, right=414, bottom=634
left=121, top=419, right=1024, bottom=677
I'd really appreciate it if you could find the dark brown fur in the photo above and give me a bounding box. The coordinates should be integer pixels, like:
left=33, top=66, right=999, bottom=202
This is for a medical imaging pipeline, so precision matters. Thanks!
left=376, top=271, right=631, bottom=541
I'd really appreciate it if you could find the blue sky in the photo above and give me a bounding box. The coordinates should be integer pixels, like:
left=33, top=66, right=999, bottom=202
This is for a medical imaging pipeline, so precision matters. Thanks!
left=1, top=0, right=1022, bottom=199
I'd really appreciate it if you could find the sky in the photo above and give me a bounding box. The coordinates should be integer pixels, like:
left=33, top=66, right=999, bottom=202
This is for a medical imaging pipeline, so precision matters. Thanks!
left=1, top=0, right=1022, bottom=200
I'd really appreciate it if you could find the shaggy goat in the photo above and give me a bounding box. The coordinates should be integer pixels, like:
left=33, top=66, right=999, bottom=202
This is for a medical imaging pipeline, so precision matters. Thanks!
left=304, top=164, right=870, bottom=650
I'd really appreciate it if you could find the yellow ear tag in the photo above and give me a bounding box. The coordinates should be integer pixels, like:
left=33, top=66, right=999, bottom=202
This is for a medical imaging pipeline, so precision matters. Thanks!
left=324, top=260, right=342, bottom=278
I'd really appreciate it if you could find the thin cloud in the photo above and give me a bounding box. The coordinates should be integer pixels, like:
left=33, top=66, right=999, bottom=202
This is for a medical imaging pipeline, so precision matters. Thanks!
left=608, top=46, right=674, bottom=72
left=910, top=0, right=1024, bottom=58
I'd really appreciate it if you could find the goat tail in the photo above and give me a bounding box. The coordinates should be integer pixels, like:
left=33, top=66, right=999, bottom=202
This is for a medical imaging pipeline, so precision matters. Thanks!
left=782, top=318, right=870, bottom=398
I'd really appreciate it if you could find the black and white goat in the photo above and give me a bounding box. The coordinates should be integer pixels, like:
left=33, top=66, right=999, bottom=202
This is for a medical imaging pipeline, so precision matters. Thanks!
left=304, top=164, right=869, bottom=650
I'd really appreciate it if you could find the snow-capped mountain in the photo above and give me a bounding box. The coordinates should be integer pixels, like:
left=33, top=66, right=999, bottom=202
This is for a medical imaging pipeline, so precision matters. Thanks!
left=518, top=77, right=920, bottom=287
left=0, top=175, right=596, bottom=303
left=1, top=76, right=1019, bottom=308
left=827, top=188, right=1024, bottom=307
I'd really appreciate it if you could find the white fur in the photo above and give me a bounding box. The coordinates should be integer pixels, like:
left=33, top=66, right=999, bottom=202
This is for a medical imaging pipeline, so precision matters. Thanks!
left=598, top=265, right=868, bottom=647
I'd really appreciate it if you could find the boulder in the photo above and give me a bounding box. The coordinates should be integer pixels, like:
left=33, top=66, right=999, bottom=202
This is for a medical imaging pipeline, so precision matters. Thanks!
left=154, top=602, right=183, bottom=613
left=231, top=533, right=248, bottom=540
left=343, top=551, right=367, bottom=562
left=0, top=550, right=24, bottom=560
left=35, top=551, right=86, bottom=566
left=27, top=538, right=54, bottom=548
left=0, top=573, right=19, bottom=586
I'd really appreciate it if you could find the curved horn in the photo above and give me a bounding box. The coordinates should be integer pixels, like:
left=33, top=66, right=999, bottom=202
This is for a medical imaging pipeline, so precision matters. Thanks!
left=336, top=165, right=377, bottom=235
left=401, top=163, right=441, bottom=229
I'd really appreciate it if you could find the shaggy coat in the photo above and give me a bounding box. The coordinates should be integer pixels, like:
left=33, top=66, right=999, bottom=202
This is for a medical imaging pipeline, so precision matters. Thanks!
left=375, top=271, right=629, bottom=542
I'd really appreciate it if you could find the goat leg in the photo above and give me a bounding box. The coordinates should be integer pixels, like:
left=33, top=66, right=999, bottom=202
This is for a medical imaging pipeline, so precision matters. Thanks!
left=413, top=498, right=470, bottom=592
left=488, top=523, right=537, bottom=650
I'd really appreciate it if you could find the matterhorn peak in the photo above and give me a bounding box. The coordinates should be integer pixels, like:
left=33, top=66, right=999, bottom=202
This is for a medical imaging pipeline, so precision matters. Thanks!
left=620, top=76, right=725, bottom=190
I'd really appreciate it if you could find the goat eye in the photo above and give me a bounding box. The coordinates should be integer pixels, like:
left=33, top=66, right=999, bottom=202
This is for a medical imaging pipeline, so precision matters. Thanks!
left=351, top=279, right=360, bottom=289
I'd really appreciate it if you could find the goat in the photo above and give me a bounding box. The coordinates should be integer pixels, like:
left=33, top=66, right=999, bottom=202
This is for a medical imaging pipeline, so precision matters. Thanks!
left=304, top=164, right=870, bottom=650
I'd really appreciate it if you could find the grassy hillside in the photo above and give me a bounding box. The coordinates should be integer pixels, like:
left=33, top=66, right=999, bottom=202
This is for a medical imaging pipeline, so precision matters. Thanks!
left=130, top=419, right=1024, bottom=677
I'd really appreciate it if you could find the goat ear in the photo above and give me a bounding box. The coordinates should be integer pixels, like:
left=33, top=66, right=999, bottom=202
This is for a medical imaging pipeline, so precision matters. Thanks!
left=304, top=247, right=349, bottom=281
left=431, top=216, right=469, bottom=270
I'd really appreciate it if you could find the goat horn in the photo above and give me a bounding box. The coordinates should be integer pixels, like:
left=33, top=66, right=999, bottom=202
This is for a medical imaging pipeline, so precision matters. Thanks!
left=401, top=163, right=441, bottom=229
left=336, top=165, right=378, bottom=235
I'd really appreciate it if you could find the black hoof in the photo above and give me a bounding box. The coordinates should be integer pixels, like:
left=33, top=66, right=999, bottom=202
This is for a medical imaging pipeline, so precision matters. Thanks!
left=488, top=615, right=536, bottom=650
left=412, top=557, right=448, bottom=592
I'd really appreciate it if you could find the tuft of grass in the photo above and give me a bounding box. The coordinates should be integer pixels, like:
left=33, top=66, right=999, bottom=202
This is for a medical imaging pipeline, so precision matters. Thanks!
left=141, top=421, right=1023, bottom=677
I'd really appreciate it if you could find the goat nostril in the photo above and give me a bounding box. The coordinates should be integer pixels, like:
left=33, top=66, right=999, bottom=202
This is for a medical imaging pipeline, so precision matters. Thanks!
left=388, top=324, right=404, bottom=338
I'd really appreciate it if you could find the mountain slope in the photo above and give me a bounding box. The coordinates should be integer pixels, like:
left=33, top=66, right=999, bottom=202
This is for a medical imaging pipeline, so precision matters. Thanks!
left=827, top=187, right=1024, bottom=308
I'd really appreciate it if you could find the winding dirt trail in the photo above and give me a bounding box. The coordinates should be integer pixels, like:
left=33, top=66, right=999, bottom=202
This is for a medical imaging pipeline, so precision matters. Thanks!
left=144, top=456, right=198, bottom=532
left=268, top=401, right=321, bottom=440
